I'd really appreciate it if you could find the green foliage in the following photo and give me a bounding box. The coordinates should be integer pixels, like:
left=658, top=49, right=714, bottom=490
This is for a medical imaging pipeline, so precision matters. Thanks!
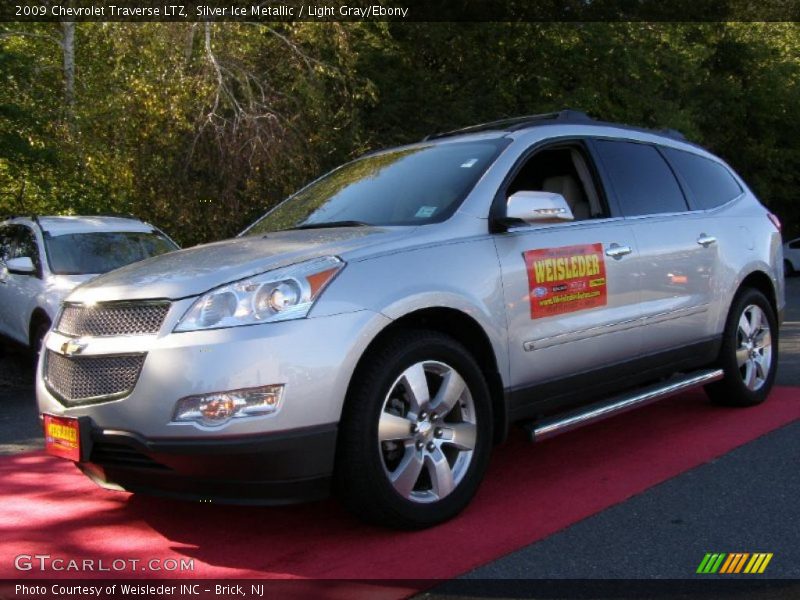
left=1, top=21, right=799, bottom=244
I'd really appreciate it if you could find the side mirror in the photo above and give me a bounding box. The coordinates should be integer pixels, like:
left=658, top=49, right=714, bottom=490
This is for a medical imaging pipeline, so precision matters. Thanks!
left=6, top=256, right=36, bottom=275
left=505, top=191, right=574, bottom=224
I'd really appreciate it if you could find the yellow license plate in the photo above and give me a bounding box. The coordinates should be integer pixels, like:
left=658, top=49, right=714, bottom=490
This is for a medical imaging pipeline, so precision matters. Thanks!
left=43, top=414, right=81, bottom=462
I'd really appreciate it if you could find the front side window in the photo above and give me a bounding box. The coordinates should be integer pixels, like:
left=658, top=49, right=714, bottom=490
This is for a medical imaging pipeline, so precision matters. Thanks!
left=244, top=140, right=508, bottom=235
left=593, top=140, right=688, bottom=217
left=506, top=146, right=607, bottom=220
left=44, top=231, right=177, bottom=275
left=662, top=147, right=743, bottom=210
left=0, top=226, right=12, bottom=263
left=13, top=226, right=41, bottom=271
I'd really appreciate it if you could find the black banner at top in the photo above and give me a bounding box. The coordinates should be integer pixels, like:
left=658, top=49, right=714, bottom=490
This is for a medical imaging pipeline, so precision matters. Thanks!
left=3, top=0, right=800, bottom=22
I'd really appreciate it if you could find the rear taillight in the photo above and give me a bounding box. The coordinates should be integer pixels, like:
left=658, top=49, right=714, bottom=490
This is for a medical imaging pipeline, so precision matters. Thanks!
left=767, top=212, right=782, bottom=232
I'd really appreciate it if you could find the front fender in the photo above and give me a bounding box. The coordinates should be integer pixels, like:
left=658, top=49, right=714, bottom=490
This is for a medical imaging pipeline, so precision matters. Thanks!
left=314, top=237, right=510, bottom=386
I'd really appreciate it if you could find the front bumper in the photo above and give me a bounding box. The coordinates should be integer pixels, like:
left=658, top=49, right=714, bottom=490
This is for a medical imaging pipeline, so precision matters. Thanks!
left=77, top=420, right=337, bottom=504
left=37, top=306, right=390, bottom=437
left=37, top=306, right=391, bottom=503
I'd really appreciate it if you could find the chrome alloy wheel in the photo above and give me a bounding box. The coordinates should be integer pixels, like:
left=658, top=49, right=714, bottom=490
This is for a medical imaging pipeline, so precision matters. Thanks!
left=736, top=304, right=773, bottom=391
left=378, top=360, right=477, bottom=503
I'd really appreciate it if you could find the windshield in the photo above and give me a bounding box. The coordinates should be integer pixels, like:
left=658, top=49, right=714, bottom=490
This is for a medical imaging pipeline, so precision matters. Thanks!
left=44, top=231, right=178, bottom=275
left=244, top=139, right=508, bottom=235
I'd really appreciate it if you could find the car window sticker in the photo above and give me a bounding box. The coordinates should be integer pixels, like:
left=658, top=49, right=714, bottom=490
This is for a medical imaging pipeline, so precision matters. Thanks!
left=414, top=206, right=438, bottom=218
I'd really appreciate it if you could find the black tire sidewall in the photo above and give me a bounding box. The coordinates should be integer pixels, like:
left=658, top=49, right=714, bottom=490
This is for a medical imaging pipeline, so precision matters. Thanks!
left=714, top=289, right=778, bottom=406
left=338, top=331, right=493, bottom=528
left=33, top=320, right=50, bottom=364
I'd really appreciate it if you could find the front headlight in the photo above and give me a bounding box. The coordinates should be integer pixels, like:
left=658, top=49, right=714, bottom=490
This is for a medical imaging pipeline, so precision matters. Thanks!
left=174, top=256, right=344, bottom=332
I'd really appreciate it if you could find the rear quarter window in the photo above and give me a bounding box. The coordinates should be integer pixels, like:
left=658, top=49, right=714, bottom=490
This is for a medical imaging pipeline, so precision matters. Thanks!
left=593, top=140, right=688, bottom=217
left=663, top=147, right=743, bottom=210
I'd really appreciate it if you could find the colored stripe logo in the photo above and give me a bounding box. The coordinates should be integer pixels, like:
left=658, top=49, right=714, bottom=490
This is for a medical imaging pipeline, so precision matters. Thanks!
left=697, top=553, right=773, bottom=574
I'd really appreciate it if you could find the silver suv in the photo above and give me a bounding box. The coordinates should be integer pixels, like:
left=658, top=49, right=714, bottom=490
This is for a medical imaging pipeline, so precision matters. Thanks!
left=0, top=216, right=178, bottom=357
left=36, top=112, right=784, bottom=529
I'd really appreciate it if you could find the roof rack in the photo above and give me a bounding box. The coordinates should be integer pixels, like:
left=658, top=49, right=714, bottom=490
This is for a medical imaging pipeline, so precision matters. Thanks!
left=85, top=213, right=142, bottom=221
left=421, top=109, right=692, bottom=145
left=422, top=109, right=593, bottom=141
left=657, top=128, right=688, bottom=142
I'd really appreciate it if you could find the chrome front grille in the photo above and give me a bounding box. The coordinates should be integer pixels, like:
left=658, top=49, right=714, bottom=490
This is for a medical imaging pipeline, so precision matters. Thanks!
left=44, top=350, right=146, bottom=405
left=56, top=302, right=170, bottom=337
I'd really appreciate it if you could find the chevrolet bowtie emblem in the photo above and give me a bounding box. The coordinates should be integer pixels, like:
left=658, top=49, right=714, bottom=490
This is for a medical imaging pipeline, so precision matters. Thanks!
left=61, top=339, right=88, bottom=357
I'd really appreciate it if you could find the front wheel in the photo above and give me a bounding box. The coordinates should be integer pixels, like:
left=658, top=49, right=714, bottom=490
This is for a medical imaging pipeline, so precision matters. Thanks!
left=31, top=319, right=51, bottom=368
left=705, top=288, right=778, bottom=407
left=336, top=330, right=492, bottom=529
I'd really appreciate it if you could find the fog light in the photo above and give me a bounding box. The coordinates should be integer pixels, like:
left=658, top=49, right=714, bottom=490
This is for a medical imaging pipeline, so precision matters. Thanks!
left=172, top=385, right=284, bottom=427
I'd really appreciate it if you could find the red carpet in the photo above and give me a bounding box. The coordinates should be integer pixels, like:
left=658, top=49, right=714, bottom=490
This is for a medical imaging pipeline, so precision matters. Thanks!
left=1, top=387, right=798, bottom=583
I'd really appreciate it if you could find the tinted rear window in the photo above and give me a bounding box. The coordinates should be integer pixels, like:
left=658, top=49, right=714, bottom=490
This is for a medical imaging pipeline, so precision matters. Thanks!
left=594, top=140, right=688, bottom=216
left=663, top=148, right=743, bottom=210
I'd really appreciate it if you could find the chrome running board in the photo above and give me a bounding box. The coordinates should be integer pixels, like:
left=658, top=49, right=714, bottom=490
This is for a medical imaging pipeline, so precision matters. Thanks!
left=524, top=368, right=724, bottom=442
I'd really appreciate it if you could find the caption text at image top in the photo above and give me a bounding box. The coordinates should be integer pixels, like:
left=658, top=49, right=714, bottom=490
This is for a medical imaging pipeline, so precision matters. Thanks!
left=8, top=1, right=411, bottom=21
left=5, top=0, right=800, bottom=22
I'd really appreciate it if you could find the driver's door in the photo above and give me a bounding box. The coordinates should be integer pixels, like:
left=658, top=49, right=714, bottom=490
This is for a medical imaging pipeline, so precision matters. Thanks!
left=496, top=221, right=641, bottom=388
left=493, top=142, right=643, bottom=413
left=0, top=224, right=44, bottom=344
left=0, top=225, right=18, bottom=339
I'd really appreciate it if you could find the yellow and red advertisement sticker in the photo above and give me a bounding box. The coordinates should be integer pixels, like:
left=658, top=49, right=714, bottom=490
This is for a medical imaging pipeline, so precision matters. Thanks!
left=523, top=243, right=608, bottom=319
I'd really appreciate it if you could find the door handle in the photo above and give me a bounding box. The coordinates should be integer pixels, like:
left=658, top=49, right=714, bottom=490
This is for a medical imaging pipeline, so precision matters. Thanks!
left=605, top=244, right=632, bottom=259
left=697, top=234, right=717, bottom=247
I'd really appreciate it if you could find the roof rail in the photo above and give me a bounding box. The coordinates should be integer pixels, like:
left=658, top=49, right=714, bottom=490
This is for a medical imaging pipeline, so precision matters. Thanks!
left=421, top=109, right=693, bottom=145
left=86, top=213, right=142, bottom=221
left=657, top=128, right=688, bottom=142
left=422, top=109, right=594, bottom=141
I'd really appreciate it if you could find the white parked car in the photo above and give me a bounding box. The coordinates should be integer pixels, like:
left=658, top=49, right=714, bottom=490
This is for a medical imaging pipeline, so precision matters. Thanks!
left=784, top=237, right=800, bottom=276
left=0, top=216, right=178, bottom=357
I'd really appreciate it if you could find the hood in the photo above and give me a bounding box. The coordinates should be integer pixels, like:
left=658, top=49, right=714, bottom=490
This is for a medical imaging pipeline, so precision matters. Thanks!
left=49, top=273, right=97, bottom=289
left=67, top=226, right=414, bottom=303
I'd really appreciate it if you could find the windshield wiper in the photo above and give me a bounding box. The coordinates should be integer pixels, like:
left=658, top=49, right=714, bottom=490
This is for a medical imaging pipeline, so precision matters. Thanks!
left=290, top=220, right=371, bottom=230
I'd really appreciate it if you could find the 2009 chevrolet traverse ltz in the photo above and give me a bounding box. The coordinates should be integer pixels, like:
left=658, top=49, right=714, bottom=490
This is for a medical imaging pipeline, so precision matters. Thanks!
left=37, top=111, right=784, bottom=529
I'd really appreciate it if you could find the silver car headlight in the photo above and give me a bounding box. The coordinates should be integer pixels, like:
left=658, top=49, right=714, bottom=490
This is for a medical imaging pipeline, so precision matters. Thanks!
left=174, top=256, right=344, bottom=332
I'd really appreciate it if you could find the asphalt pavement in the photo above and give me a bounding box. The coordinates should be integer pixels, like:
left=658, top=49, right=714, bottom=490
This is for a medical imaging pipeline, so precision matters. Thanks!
left=0, top=343, right=39, bottom=455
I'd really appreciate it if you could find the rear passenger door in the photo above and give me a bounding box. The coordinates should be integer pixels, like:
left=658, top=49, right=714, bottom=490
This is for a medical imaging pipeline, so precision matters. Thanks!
left=590, top=139, right=719, bottom=354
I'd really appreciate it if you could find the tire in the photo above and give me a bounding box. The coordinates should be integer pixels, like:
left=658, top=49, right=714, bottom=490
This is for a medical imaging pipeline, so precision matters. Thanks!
left=31, top=318, right=51, bottom=368
left=335, top=329, right=493, bottom=529
left=705, top=288, right=778, bottom=407
left=785, top=260, right=795, bottom=278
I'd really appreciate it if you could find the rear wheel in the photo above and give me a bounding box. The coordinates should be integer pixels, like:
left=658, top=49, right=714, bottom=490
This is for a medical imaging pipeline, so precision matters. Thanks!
left=336, top=330, right=492, bottom=529
left=705, top=288, right=777, bottom=407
